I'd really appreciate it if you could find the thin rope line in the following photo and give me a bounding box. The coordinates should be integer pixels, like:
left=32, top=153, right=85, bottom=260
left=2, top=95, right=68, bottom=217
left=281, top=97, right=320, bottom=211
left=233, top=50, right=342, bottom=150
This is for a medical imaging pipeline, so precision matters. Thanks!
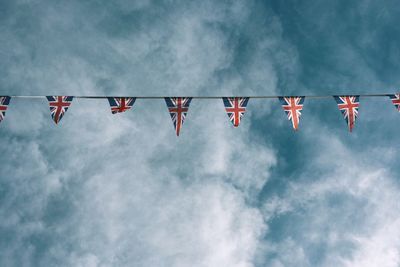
left=3, top=93, right=395, bottom=99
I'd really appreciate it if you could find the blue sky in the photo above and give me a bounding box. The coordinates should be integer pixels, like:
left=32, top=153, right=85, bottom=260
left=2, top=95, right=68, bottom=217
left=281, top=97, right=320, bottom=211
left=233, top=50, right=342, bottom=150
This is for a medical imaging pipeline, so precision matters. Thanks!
left=0, top=0, right=400, bottom=266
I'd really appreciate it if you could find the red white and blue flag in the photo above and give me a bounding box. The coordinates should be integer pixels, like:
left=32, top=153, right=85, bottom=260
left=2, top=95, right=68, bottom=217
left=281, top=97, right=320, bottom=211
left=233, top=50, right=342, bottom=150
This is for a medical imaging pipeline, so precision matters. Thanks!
left=0, top=96, right=11, bottom=123
left=388, top=94, right=400, bottom=112
left=107, top=97, right=136, bottom=114
left=222, top=97, right=249, bottom=127
left=165, top=97, right=192, bottom=136
left=334, top=95, right=360, bottom=132
left=279, top=96, right=305, bottom=130
left=46, top=96, right=73, bottom=124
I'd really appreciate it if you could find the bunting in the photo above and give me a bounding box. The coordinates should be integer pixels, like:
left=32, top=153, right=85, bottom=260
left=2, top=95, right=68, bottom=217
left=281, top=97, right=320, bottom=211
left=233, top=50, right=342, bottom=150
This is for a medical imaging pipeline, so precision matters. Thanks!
left=164, top=97, right=192, bottom=136
left=388, top=94, right=400, bottom=112
left=1, top=94, right=400, bottom=133
left=107, top=97, right=136, bottom=114
left=222, top=97, right=249, bottom=127
left=279, top=96, right=305, bottom=130
left=334, top=95, right=360, bottom=132
left=46, top=96, right=73, bottom=124
left=0, top=96, right=11, bottom=123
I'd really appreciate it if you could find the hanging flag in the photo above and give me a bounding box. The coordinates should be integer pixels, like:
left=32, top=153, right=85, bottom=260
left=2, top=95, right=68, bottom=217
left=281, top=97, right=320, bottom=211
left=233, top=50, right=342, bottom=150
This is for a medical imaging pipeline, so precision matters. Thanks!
left=165, top=97, right=192, bottom=136
left=388, top=94, right=400, bottom=112
left=107, top=97, right=136, bottom=114
left=46, top=96, right=73, bottom=124
left=279, top=96, right=305, bottom=130
left=334, top=95, right=360, bottom=132
left=0, top=96, right=11, bottom=123
left=222, top=97, right=249, bottom=127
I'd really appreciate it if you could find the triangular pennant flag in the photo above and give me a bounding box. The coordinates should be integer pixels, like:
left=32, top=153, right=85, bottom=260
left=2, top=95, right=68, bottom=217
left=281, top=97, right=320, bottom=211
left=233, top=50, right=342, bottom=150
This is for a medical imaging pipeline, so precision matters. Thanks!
left=164, top=97, right=192, bottom=136
left=279, top=96, right=305, bottom=131
left=46, top=96, right=73, bottom=124
left=0, top=96, right=11, bottom=123
left=107, top=97, right=136, bottom=114
left=388, top=94, right=400, bottom=112
left=334, top=95, right=360, bottom=132
left=222, top=97, right=249, bottom=127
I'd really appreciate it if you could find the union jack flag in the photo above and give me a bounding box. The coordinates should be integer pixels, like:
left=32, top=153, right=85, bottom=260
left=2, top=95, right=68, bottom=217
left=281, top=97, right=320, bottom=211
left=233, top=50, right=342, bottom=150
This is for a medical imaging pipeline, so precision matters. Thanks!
left=46, top=96, right=73, bottom=124
left=388, top=94, right=400, bottom=112
left=164, top=97, right=192, bottom=136
left=0, top=96, right=11, bottom=123
left=279, top=96, right=305, bottom=131
left=107, top=97, right=136, bottom=114
left=334, top=95, right=360, bottom=132
left=222, top=97, right=249, bottom=127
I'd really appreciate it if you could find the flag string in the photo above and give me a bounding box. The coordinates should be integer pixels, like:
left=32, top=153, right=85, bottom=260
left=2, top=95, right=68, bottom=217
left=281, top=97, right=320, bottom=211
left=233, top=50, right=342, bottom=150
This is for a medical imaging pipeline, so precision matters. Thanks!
left=1, top=94, right=399, bottom=134
left=4, top=93, right=395, bottom=99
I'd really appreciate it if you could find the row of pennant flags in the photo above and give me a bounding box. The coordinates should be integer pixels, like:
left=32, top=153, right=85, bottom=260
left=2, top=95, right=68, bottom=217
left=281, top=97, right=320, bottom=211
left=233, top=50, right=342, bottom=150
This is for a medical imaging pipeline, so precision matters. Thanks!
left=0, top=94, right=399, bottom=135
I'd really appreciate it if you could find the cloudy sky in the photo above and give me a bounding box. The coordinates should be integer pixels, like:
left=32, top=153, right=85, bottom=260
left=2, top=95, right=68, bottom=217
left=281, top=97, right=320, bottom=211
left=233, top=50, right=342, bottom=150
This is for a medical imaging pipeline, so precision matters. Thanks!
left=1, top=0, right=400, bottom=266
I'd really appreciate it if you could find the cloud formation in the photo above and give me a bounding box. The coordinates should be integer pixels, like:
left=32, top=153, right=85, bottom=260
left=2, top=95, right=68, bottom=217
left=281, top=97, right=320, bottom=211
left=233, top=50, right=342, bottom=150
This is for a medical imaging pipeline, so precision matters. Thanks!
left=0, top=0, right=400, bottom=267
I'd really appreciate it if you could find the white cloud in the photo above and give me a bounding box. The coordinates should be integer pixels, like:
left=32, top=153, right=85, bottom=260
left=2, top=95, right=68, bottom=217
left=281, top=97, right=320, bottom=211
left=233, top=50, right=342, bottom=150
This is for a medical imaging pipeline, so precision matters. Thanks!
left=0, top=1, right=289, bottom=266
left=5, top=1, right=397, bottom=267
left=260, top=125, right=400, bottom=267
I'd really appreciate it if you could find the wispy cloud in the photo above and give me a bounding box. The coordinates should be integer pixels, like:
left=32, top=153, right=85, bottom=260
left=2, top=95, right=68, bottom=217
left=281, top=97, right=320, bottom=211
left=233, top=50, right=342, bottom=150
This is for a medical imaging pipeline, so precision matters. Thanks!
left=1, top=1, right=400, bottom=267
